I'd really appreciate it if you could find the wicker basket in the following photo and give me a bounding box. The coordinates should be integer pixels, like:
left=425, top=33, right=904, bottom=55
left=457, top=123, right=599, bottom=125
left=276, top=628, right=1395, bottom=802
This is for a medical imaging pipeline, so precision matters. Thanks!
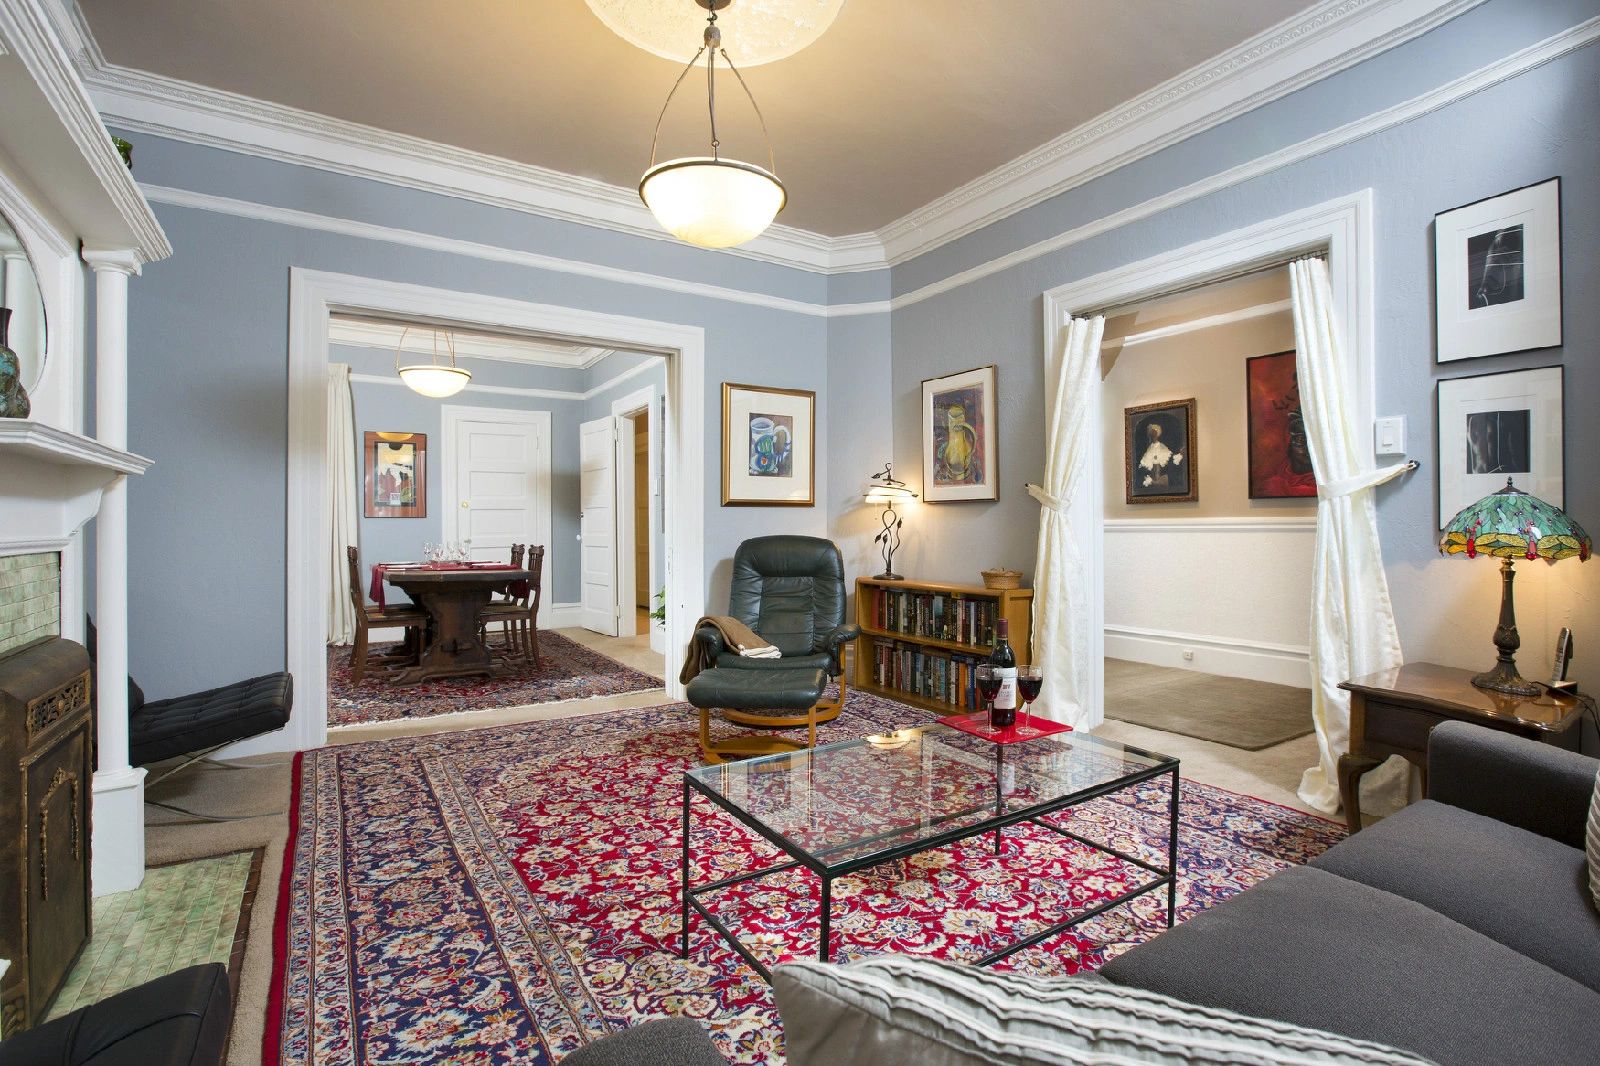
left=980, top=567, right=1022, bottom=590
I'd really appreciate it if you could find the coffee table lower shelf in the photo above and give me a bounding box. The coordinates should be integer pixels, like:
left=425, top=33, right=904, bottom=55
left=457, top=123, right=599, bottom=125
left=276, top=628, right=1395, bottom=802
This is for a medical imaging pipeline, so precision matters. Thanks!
left=679, top=763, right=1180, bottom=982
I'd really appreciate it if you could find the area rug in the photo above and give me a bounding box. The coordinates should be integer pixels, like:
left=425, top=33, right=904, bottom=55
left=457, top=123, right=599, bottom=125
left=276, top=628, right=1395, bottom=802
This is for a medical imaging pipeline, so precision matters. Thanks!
left=326, top=631, right=662, bottom=727
left=268, top=693, right=1344, bottom=1065
left=1104, top=658, right=1314, bottom=750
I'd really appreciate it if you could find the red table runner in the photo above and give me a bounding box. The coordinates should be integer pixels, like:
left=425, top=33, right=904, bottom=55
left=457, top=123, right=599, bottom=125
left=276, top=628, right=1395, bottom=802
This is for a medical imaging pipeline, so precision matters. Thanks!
left=369, top=561, right=529, bottom=610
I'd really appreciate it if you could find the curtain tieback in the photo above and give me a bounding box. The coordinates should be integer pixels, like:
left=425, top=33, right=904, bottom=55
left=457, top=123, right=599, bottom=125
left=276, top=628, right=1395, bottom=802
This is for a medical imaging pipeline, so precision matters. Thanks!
left=1317, top=461, right=1412, bottom=500
left=1026, top=482, right=1070, bottom=514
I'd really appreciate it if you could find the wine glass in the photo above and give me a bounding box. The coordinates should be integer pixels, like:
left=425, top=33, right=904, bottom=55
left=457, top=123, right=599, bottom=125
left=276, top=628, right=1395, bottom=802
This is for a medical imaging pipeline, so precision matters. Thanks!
left=975, top=665, right=1003, bottom=730
left=423, top=541, right=438, bottom=563
left=1016, top=665, right=1044, bottom=737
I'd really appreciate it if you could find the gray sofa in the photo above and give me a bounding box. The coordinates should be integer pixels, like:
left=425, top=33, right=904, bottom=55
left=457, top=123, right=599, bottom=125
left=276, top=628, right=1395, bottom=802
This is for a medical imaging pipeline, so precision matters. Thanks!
left=573, top=722, right=1600, bottom=1064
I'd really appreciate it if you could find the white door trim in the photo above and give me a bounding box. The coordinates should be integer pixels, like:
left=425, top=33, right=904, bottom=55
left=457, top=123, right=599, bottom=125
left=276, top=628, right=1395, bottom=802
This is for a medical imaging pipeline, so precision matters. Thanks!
left=439, top=404, right=554, bottom=624
left=1040, top=189, right=1373, bottom=728
left=238, top=268, right=704, bottom=754
left=611, top=384, right=659, bottom=642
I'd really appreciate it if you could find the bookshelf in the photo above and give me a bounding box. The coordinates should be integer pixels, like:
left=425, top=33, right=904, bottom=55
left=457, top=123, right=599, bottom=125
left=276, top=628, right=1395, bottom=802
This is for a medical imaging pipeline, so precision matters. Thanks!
left=854, top=576, right=1033, bottom=717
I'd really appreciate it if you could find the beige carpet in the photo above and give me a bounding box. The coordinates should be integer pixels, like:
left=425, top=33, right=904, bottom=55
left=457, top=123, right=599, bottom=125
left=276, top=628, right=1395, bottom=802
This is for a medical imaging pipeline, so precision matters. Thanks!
left=1103, top=658, right=1314, bottom=751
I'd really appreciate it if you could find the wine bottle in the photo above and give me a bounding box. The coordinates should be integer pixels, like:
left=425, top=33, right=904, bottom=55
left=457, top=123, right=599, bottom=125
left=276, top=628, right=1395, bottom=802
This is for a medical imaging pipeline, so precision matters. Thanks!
left=988, top=618, right=1018, bottom=728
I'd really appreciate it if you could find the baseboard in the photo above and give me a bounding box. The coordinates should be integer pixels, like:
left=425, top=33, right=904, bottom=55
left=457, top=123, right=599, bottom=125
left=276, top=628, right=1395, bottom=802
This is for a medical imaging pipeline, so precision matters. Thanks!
left=366, top=600, right=583, bottom=643
left=1105, top=624, right=1310, bottom=689
left=649, top=624, right=666, bottom=655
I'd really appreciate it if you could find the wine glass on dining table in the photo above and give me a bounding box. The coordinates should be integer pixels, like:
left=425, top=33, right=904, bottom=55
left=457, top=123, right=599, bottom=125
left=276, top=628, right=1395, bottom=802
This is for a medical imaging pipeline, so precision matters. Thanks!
left=1016, top=665, right=1044, bottom=737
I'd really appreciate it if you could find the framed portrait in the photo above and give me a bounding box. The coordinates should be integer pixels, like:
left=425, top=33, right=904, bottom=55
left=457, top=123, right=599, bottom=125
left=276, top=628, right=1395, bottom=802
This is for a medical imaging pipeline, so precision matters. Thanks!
left=1246, top=350, right=1316, bottom=499
left=1436, top=366, right=1563, bottom=525
left=1125, top=398, right=1196, bottom=505
left=721, top=382, right=815, bottom=506
left=921, top=365, right=998, bottom=502
left=1434, top=177, right=1562, bottom=362
left=364, top=431, right=427, bottom=518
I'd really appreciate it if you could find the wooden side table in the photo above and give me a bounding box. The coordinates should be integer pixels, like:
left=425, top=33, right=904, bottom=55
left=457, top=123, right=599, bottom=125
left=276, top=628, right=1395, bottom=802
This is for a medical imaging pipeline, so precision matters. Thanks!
left=1338, top=662, right=1587, bottom=833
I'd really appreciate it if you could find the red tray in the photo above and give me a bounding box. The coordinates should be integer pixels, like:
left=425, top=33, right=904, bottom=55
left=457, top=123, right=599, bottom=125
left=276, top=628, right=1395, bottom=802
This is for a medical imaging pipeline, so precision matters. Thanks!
left=945, top=711, right=1073, bottom=745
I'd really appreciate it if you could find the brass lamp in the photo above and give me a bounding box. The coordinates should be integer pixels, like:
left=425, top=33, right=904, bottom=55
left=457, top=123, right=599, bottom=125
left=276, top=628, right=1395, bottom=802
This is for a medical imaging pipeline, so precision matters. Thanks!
left=1439, top=478, right=1591, bottom=696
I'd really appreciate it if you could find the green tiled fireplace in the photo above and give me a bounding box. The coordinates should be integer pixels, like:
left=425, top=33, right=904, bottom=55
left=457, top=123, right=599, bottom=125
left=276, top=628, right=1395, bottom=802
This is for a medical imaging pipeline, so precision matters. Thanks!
left=0, top=553, right=59, bottom=657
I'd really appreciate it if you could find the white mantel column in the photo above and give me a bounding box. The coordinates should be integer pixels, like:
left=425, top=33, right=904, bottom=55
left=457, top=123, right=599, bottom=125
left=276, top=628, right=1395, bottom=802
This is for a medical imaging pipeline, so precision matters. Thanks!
left=83, top=247, right=144, bottom=896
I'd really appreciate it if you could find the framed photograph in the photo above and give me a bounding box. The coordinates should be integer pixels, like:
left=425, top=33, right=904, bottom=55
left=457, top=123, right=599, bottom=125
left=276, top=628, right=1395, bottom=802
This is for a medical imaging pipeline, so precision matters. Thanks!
left=721, top=382, right=815, bottom=506
left=1246, top=350, right=1316, bottom=499
left=921, top=365, right=998, bottom=502
left=364, top=431, right=427, bottom=518
left=1436, top=365, right=1563, bottom=524
left=1125, top=398, right=1196, bottom=505
left=1434, top=177, right=1562, bottom=362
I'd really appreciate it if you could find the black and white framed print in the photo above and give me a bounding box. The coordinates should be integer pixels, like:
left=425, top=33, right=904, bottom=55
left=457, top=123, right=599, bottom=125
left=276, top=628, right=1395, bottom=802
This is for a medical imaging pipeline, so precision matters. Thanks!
left=1124, top=398, right=1197, bottom=505
left=1436, top=366, right=1563, bottom=525
left=1434, top=178, right=1562, bottom=362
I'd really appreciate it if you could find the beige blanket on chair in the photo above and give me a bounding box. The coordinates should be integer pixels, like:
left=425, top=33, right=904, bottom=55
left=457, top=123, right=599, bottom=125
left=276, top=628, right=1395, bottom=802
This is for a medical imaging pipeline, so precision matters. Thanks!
left=678, top=615, right=780, bottom=684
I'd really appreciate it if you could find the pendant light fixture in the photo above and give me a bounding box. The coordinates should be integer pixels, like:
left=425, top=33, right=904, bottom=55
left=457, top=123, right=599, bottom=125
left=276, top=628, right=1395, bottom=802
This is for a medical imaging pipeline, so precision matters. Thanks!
left=394, top=325, right=470, bottom=399
left=638, top=0, right=787, bottom=249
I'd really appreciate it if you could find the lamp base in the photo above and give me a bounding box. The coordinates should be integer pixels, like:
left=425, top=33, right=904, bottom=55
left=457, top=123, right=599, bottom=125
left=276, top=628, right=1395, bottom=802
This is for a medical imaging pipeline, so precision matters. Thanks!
left=1471, top=660, right=1542, bottom=698
left=875, top=571, right=903, bottom=581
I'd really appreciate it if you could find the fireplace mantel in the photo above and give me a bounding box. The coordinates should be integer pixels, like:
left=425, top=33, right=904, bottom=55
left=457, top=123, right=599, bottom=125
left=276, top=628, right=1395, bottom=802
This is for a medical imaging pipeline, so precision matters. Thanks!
left=0, top=421, right=150, bottom=554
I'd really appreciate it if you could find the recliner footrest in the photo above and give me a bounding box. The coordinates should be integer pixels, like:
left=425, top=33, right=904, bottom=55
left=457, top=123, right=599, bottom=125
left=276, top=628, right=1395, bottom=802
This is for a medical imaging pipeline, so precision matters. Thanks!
left=686, top=666, right=828, bottom=711
left=130, top=672, right=293, bottom=765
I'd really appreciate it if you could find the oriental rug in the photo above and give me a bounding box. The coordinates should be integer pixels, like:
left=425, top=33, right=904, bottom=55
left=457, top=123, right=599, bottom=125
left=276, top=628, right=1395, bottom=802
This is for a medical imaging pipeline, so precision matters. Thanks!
left=326, top=631, right=662, bottom=727
left=268, top=693, right=1344, bottom=1065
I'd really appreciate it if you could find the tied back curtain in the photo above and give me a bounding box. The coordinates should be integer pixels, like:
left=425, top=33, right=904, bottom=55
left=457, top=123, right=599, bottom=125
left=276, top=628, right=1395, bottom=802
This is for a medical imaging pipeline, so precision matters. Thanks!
left=1030, top=315, right=1105, bottom=728
left=326, top=363, right=359, bottom=646
left=1289, top=258, right=1411, bottom=815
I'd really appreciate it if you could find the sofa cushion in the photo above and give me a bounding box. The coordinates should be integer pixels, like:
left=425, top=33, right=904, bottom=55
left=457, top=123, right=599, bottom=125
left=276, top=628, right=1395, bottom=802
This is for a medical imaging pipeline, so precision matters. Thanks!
left=1311, top=798, right=1600, bottom=992
left=774, top=955, right=1435, bottom=1066
left=1099, top=865, right=1600, bottom=1066
left=1587, top=766, right=1600, bottom=914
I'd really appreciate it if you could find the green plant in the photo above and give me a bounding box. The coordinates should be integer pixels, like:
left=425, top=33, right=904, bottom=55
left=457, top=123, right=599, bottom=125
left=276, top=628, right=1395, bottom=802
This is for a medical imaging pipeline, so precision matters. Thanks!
left=648, top=587, right=667, bottom=624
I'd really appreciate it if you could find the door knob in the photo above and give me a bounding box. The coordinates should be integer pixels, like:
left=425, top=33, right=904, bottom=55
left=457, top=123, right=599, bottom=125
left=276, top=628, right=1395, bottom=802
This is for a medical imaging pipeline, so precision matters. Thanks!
left=461, top=501, right=469, bottom=508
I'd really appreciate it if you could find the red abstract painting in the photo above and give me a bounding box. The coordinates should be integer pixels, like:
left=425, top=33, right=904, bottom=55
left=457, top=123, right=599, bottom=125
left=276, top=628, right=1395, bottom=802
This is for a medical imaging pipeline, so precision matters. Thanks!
left=1246, top=351, right=1317, bottom=499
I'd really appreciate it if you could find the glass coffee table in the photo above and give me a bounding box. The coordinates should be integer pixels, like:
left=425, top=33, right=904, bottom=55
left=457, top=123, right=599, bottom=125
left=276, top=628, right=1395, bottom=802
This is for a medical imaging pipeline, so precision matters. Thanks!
left=680, top=723, right=1179, bottom=980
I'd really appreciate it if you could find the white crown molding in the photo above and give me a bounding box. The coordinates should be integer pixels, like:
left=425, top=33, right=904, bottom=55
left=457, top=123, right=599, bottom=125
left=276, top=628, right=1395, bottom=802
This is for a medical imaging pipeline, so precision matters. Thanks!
left=874, top=0, right=1486, bottom=266
left=42, top=0, right=1476, bottom=277
left=1104, top=299, right=1293, bottom=351
left=329, top=315, right=611, bottom=369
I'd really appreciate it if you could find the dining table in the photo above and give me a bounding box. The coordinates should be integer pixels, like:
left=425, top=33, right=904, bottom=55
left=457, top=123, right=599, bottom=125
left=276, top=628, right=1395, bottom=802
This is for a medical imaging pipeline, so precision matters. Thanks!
left=372, top=562, right=533, bottom=685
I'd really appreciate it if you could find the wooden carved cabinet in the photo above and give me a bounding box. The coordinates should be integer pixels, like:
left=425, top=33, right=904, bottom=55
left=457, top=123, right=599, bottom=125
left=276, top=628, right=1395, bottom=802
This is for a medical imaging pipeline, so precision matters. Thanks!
left=0, top=637, right=93, bottom=1036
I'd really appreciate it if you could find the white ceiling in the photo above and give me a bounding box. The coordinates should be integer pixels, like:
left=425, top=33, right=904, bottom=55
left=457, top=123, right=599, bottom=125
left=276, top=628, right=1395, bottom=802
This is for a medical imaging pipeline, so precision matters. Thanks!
left=75, top=0, right=1314, bottom=237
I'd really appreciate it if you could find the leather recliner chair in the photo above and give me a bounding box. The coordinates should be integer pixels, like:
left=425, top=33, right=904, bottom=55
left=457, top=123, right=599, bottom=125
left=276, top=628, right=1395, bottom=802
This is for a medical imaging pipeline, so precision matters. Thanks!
left=693, top=535, right=860, bottom=726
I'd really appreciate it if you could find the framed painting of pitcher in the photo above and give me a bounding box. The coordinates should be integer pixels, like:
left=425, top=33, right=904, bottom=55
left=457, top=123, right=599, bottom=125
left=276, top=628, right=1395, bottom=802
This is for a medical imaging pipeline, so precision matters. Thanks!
left=922, top=365, right=998, bottom=502
left=721, top=382, right=815, bottom=506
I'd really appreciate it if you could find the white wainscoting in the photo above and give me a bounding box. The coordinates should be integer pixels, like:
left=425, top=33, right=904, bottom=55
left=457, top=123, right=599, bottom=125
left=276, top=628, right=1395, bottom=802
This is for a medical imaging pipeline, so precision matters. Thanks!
left=1103, top=517, right=1315, bottom=688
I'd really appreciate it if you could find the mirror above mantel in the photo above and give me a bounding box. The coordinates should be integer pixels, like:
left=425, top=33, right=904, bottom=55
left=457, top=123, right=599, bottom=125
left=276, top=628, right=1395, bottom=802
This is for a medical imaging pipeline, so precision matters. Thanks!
left=0, top=207, right=47, bottom=415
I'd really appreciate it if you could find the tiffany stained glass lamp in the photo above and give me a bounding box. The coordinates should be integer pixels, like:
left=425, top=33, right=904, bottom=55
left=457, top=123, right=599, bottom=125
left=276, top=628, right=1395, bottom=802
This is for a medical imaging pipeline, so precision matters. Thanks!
left=1439, top=477, right=1591, bottom=696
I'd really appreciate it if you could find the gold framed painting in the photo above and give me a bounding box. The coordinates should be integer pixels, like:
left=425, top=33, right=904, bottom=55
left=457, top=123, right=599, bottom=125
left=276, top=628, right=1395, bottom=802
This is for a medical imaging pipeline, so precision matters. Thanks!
left=921, top=364, right=998, bottom=502
left=1124, top=398, right=1197, bottom=505
left=721, top=382, right=815, bottom=506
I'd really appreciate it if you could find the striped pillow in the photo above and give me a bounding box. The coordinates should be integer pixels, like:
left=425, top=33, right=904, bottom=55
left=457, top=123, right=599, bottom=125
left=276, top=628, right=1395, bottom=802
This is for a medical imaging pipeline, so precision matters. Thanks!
left=774, top=956, right=1436, bottom=1065
left=1587, top=766, right=1600, bottom=912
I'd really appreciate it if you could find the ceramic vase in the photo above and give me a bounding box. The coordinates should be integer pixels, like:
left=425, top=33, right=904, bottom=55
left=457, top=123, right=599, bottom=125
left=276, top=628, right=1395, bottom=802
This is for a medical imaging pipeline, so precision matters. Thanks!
left=0, top=307, right=31, bottom=419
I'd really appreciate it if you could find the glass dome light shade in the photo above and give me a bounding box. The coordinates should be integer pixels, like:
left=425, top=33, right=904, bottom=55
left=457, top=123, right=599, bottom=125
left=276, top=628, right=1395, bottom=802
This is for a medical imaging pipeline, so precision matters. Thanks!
left=398, top=364, right=471, bottom=398
left=639, top=158, right=786, bottom=249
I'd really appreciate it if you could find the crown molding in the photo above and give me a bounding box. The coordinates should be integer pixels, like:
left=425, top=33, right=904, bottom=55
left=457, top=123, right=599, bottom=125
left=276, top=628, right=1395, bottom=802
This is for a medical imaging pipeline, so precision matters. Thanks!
left=328, top=315, right=612, bottom=369
left=874, top=0, right=1485, bottom=265
left=42, top=0, right=1477, bottom=278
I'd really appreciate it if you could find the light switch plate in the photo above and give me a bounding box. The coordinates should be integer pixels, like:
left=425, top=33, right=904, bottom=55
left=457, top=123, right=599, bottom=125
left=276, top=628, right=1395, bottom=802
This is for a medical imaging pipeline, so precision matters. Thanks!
left=1374, top=416, right=1406, bottom=455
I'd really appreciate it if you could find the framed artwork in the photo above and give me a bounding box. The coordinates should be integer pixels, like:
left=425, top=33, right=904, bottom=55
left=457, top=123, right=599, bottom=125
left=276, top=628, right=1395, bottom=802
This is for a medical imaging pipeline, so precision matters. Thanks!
left=921, top=364, right=998, bottom=502
left=1246, top=350, right=1316, bottom=499
left=364, top=431, right=427, bottom=518
left=1434, top=177, right=1562, bottom=362
left=721, top=382, right=815, bottom=506
left=1436, top=365, right=1563, bottom=525
left=1124, top=398, right=1196, bottom=505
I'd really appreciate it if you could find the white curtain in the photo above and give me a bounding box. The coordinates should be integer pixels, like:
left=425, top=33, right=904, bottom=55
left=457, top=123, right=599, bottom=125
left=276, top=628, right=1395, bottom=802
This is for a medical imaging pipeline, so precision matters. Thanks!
left=1029, top=315, right=1105, bottom=727
left=1289, top=258, right=1411, bottom=814
left=326, top=363, right=359, bottom=646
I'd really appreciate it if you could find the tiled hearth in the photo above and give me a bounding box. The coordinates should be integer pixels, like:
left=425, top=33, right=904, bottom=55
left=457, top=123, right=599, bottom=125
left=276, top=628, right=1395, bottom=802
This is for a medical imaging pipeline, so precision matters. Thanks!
left=0, top=553, right=59, bottom=656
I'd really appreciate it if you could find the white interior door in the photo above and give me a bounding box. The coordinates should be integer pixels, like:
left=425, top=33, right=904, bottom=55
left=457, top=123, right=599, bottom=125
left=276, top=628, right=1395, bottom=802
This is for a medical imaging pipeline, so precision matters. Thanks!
left=579, top=416, right=619, bottom=635
left=442, top=407, right=553, bottom=617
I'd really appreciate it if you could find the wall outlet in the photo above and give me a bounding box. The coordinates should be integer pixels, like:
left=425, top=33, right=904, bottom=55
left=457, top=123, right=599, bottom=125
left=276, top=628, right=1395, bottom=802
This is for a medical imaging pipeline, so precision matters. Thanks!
left=1181, top=648, right=1195, bottom=662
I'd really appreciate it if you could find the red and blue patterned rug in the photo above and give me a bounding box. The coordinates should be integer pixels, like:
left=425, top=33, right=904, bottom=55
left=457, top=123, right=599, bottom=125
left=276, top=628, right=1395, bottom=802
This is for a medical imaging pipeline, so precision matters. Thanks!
left=326, top=630, right=662, bottom=727
left=268, top=693, right=1343, bottom=1065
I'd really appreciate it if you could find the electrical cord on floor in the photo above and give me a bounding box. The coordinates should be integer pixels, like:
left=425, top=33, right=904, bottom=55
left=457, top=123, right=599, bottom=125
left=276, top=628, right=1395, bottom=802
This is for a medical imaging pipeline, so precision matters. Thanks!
left=143, top=798, right=287, bottom=823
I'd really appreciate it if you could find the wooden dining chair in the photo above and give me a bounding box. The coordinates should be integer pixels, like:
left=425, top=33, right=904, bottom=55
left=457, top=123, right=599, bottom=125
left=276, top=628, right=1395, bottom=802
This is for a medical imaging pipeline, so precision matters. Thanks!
left=482, top=543, right=525, bottom=652
left=481, top=544, right=543, bottom=666
left=347, top=546, right=427, bottom=683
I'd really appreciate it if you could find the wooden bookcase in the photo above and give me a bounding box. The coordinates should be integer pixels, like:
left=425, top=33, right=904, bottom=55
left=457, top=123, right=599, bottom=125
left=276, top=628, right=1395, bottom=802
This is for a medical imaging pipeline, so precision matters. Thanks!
left=853, top=576, right=1033, bottom=717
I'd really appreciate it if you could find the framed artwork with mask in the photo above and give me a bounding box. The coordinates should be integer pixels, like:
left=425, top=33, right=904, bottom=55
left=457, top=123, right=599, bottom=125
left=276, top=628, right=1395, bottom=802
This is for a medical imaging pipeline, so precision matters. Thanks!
left=721, top=382, right=815, bottom=506
left=1246, top=350, right=1317, bottom=499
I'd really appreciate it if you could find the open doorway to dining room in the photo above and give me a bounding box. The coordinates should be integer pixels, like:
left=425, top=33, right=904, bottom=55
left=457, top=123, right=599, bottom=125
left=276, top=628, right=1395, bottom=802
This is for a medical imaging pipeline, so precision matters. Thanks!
left=223, top=271, right=705, bottom=754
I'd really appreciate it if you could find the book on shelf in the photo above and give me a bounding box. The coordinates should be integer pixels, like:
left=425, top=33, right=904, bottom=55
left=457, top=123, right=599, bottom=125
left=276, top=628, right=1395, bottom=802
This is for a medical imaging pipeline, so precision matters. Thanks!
left=870, top=637, right=985, bottom=711
left=868, top=586, right=999, bottom=647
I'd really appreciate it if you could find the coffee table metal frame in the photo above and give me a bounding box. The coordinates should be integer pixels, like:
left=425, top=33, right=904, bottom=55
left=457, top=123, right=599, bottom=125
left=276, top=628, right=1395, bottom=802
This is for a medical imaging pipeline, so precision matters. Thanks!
left=679, top=732, right=1180, bottom=981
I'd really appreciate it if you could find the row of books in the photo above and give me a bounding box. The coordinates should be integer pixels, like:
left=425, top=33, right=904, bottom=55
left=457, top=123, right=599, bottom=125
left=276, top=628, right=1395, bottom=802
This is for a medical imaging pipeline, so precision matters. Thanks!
left=868, top=639, right=986, bottom=711
left=866, top=588, right=1001, bottom=648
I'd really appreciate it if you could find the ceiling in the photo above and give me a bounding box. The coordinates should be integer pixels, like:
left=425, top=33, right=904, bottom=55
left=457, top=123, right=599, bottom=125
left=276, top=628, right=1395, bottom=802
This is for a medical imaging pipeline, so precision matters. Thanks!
left=77, top=0, right=1312, bottom=237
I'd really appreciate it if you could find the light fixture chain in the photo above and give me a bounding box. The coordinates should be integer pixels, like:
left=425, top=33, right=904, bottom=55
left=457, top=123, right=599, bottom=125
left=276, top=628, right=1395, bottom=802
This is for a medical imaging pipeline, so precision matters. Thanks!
left=646, top=45, right=707, bottom=169
left=719, top=49, right=777, bottom=176
left=707, top=43, right=719, bottom=158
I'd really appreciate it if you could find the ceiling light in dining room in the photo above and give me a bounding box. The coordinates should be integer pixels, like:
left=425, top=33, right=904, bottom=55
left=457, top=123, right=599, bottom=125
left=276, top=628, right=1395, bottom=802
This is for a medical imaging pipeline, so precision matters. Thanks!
left=585, top=0, right=844, bottom=66
left=394, top=327, right=471, bottom=398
